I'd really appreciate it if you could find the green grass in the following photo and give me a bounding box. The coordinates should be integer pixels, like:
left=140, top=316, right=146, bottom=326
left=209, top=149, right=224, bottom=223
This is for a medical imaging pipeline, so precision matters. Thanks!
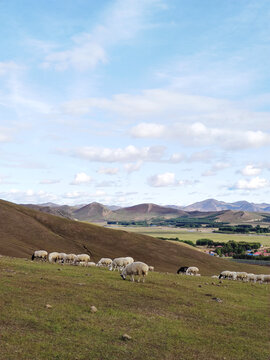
left=113, top=226, right=270, bottom=246
left=0, top=257, right=269, bottom=360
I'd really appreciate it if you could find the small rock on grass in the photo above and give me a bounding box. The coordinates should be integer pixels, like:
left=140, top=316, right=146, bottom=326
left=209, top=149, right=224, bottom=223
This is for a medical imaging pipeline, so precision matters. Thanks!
left=90, top=306, right=97, bottom=313
left=122, top=334, right=132, bottom=341
left=212, top=297, right=223, bottom=303
left=45, top=304, right=52, bottom=309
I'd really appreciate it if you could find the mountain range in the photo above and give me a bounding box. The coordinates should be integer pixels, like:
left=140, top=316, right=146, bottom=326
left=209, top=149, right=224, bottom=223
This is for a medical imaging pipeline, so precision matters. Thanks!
left=20, top=198, right=270, bottom=224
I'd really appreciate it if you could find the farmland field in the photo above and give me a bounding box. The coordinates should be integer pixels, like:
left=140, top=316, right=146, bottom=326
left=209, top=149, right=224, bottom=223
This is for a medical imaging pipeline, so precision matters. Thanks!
left=109, top=226, right=270, bottom=246
left=0, top=256, right=269, bottom=360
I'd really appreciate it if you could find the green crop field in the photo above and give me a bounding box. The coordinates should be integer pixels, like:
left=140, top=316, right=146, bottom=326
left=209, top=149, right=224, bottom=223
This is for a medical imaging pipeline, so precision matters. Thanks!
left=0, top=256, right=269, bottom=360
left=110, top=226, right=270, bottom=246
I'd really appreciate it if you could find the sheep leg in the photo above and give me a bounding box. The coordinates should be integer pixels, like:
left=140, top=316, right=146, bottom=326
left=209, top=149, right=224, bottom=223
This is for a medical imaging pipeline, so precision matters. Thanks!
left=131, top=275, right=134, bottom=282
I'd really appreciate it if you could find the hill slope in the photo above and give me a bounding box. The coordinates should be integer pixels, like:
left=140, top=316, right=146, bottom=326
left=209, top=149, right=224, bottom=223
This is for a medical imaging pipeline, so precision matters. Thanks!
left=0, top=257, right=269, bottom=360
left=0, top=199, right=269, bottom=276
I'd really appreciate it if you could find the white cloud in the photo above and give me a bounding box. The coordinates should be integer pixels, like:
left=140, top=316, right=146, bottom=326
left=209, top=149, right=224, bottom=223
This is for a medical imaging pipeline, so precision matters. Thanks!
left=124, top=161, right=142, bottom=173
left=130, top=121, right=270, bottom=150
left=71, top=172, right=92, bottom=185
left=39, top=179, right=61, bottom=184
left=97, top=167, right=119, bottom=175
left=72, top=145, right=165, bottom=163
left=241, top=165, right=262, bottom=176
left=234, top=177, right=269, bottom=190
left=148, top=172, right=176, bottom=187
left=130, top=122, right=166, bottom=138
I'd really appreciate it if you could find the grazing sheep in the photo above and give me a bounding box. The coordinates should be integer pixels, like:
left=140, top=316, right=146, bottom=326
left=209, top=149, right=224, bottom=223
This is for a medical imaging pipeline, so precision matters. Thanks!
left=177, top=266, right=189, bottom=275
left=31, top=250, right=48, bottom=261
left=65, top=254, right=77, bottom=264
left=148, top=266, right=154, bottom=272
left=219, top=270, right=231, bottom=279
left=97, top=258, right=113, bottom=267
left=58, top=253, right=67, bottom=263
left=255, top=274, right=265, bottom=283
left=236, top=272, right=248, bottom=281
left=120, top=262, right=149, bottom=282
left=247, top=273, right=257, bottom=283
left=86, top=262, right=96, bottom=267
left=109, top=257, right=132, bottom=271
left=186, top=266, right=199, bottom=276
left=262, top=275, right=270, bottom=284
left=75, top=254, right=90, bottom=263
left=48, top=252, right=60, bottom=263
left=125, top=257, right=134, bottom=264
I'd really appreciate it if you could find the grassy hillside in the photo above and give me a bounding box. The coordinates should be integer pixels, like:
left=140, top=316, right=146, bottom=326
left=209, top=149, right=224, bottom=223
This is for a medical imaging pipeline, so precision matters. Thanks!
left=0, top=256, right=269, bottom=360
left=0, top=199, right=269, bottom=276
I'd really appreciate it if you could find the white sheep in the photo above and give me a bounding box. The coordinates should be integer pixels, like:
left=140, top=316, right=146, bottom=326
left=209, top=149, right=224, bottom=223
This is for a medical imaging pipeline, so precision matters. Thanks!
left=65, top=254, right=77, bottom=264
left=186, top=266, right=199, bottom=276
left=236, top=272, right=248, bottom=281
left=31, top=250, right=48, bottom=261
left=109, top=257, right=132, bottom=271
left=262, top=274, right=270, bottom=284
left=120, top=262, right=149, bottom=282
left=219, top=270, right=231, bottom=279
left=58, top=253, right=67, bottom=263
left=246, top=273, right=257, bottom=283
left=97, top=258, right=113, bottom=267
left=255, top=274, right=264, bottom=283
left=75, top=254, right=90, bottom=263
left=86, top=262, right=96, bottom=267
left=48, top=252, right=60, bottom=263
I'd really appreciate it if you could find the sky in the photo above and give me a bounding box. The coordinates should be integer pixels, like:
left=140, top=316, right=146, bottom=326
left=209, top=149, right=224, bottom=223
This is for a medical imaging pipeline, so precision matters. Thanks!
left=0, top=0, right=270, bottom=207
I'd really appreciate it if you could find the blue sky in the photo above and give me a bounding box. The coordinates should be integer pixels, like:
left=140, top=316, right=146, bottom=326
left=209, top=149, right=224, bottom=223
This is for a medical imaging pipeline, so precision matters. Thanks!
left=0, top=0, right=270, bottom=206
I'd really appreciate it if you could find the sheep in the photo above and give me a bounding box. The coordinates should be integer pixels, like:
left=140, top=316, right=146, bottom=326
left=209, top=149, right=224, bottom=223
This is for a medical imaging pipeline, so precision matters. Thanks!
left=97, top=258, right=113, bottom=268
left=31, top=250, right=48, bottom=261
left=125, top=257, right=134, bottom=264
left=148, top=266, right=154, bottom=272
left=109, top=257, right=132, bottom=271
left=48, top=252, right=60, bottom=263
left=246, top=273, right=257, bottom=283
left=86, top=262, right=96, bottom=267
left=211, top=275, right=219, bottom=279
left=236, top=272, right=248, bottom=281
left=120, top=262, right=149, bottom=282
left=65, top=254, right=77, bottom=264
left=262, top=274, right=270, bottom=284
left=256, top=274, right=265, bottom=283
left=219, top=270, right=231, bottom=279
left=58, top=253, right=67, bottom=263
left=177, top=266, right=189, bottom=275
left=75, top=254, right=90, bottom=263
left=186, top=266, right=199, bottom=276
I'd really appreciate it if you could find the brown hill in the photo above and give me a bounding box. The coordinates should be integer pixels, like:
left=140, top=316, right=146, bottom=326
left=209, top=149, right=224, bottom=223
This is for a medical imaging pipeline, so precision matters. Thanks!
left=0, top=199, right=268, bottom=275
left=110, top=203, right=187, bottom=221
left=215, top=210, right=264, bottom=224
left=73, top=202, right=112, bottom=222
left=22, top=204, right=75, bottom=219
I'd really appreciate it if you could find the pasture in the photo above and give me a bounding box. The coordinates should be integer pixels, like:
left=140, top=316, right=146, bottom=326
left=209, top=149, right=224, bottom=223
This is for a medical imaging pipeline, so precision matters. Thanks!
left=0, top=256, right=269, bottom=360
left=112, top=226, right=270, bottom=246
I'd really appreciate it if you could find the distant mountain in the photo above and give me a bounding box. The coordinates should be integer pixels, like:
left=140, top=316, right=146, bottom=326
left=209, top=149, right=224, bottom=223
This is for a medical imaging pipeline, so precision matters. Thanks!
left=110, top=203, right=187, bottom=221
left=21, top=204, right=75, bottom=219
left=183, top=199, right=270, bottom=212
left=73, top=202, right=112, bottom=222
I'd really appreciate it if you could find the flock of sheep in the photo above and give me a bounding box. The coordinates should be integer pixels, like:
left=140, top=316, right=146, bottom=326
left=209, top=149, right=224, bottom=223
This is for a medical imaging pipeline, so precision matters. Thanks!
left=217, top=270, right=270, bottom=284
left=32, top=250, right=270, bottom=284
left=31, top=250, right=154, bottom=282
